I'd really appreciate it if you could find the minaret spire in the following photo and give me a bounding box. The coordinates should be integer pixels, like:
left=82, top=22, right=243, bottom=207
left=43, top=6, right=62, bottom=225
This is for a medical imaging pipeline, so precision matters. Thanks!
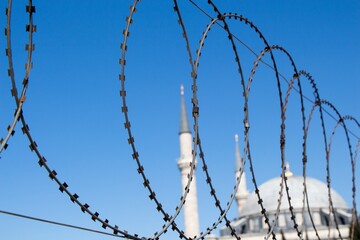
left=234, top=134, right=249, bottom=216
left=177, top=84, right=200, bottom=238
left=235, top=134, right=242, bottom=172
left=179, top=84, right=191, bottom=134
left=285, top=162, right=293, bottom=177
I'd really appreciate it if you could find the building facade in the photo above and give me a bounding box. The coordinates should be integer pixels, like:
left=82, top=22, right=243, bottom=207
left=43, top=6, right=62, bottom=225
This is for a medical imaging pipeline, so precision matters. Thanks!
left=177, top=86, right=353, bottom=240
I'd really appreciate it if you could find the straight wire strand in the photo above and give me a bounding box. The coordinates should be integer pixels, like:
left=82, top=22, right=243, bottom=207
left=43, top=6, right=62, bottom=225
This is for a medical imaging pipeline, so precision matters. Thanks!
left=0, top=209, right=123, bottom=238
left=187, top=0, right=359, bottom=140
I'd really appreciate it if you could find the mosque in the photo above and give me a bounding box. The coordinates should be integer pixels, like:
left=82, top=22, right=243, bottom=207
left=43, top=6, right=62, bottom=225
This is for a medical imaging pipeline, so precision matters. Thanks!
left=177, top=86, right=353, bottom=240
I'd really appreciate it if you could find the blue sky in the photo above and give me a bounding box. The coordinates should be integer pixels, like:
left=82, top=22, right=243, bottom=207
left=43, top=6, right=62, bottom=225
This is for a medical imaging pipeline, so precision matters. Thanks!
left=0, top=1, right=359, bottom=239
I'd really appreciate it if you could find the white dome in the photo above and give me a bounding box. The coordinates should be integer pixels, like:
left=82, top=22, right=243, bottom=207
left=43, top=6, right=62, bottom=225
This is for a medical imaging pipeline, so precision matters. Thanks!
left=241, top=176, right=349, bottom=216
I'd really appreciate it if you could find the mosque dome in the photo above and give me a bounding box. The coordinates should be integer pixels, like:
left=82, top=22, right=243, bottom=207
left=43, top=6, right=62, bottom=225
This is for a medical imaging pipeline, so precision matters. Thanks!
left=220, top=174, right=352, bottom=238
left=241, top=175, right=349, bottom=216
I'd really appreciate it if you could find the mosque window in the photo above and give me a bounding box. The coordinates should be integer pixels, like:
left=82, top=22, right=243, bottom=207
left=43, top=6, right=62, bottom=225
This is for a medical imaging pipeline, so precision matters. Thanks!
left=240, top=224, right=247, bottom=234
left=250, top=216, right=263, bottom=232
left=335, top=209, right=352, bottom=225
left=338, top=216, right=346, bottom=225
left=302, top=212, right=312, bottom=227
left=320, top=213, right=330, bottom=226
left=268, top=214, right=278, bottom=229
left=285, top=213, right=293, bottom=229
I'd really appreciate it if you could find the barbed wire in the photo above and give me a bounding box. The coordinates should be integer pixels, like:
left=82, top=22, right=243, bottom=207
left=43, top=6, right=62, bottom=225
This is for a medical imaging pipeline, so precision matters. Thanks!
left=0, top=0, right=34, bottom=153
left=0, top=1, right=358, bottom=240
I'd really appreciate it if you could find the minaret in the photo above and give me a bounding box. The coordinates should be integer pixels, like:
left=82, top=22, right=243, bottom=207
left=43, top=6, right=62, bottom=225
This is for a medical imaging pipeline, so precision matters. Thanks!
left=234, top=134, right=249, bottom=216
left=177, top=85, right=200, bottom=238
